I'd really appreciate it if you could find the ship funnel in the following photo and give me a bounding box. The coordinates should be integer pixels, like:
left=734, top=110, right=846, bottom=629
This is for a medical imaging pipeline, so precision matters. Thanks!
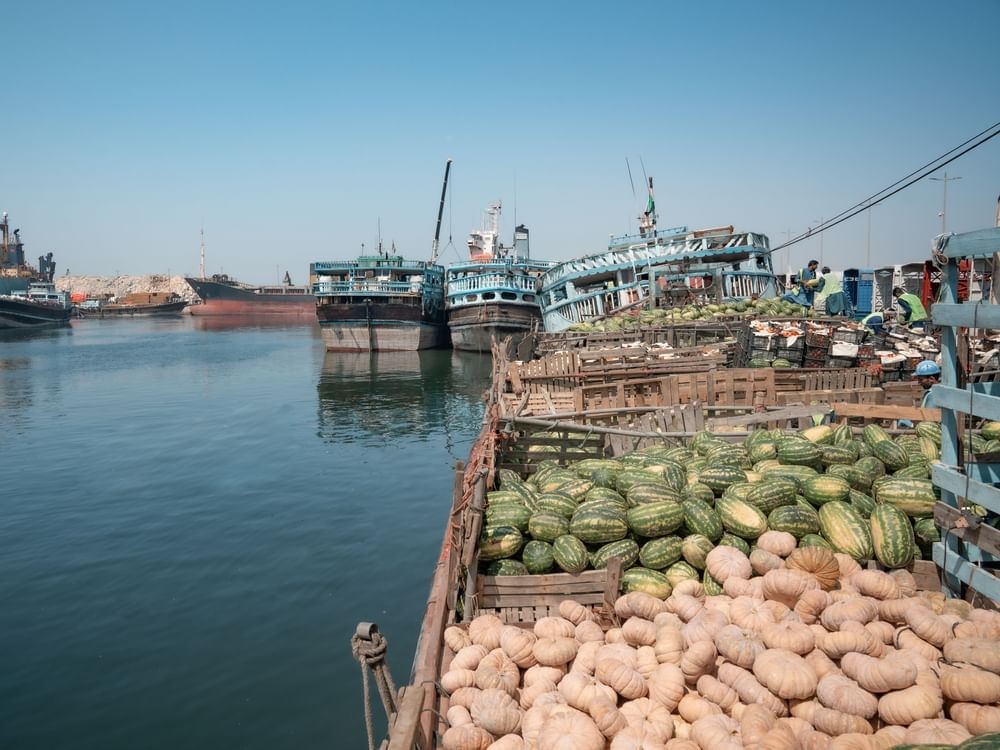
left=514, top=224, right=530, bottom=260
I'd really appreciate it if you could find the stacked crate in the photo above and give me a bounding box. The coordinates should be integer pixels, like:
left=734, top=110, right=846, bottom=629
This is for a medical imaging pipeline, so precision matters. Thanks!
left=803, top=330, right=831, bottom=368
left=774, top=334, right=805, bottom=367
left=826, top=327, right=864, bottom=368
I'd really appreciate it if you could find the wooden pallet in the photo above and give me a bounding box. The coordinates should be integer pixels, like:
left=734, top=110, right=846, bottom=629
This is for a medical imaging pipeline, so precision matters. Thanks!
left=776, top=387, right=884, bottom=407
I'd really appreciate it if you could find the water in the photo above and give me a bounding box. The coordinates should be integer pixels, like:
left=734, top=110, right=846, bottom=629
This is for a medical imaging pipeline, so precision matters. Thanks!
left=0, top=317, right=491, bottom=749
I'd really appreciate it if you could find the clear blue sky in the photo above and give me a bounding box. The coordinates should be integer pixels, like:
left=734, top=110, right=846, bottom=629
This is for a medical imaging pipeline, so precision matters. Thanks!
left=4, top=0, right=999, bottom=282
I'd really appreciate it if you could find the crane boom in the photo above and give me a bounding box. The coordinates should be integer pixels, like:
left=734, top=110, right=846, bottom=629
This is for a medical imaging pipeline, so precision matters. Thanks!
left=430, top=159, right=453, bottom=264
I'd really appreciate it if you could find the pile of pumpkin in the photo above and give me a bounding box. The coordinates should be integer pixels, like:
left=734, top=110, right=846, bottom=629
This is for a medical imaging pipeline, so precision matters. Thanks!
left=439, top=556, right=1000, bottom=750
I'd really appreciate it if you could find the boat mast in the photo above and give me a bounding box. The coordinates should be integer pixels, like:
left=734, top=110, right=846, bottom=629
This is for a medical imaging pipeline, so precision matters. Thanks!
left=199, top=228, right=206, bottom=280
left=430, top=158, right=453, bottom=264
left=639, top=177, right=657, bottom=238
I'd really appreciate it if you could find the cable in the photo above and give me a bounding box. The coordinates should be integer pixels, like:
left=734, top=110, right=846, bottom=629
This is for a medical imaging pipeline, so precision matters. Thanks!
left=773, top=121, right=1000, bottom=253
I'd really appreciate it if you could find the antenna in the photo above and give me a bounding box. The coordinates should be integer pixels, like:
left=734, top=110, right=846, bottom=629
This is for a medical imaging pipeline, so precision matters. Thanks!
left=199, top=228, right=206, bottom=279
left=625, top=158, right=636, bottom=199
left=377, top=217, right=383, bottom=257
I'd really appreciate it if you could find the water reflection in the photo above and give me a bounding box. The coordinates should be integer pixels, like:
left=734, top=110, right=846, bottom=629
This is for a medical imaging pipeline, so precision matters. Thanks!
left=190, top=314, right=320, bottom=333
left=316, top=350, right=492, bottom=448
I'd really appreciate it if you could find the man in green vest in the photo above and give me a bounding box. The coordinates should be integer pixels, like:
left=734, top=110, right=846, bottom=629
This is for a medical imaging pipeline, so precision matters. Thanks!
left=861, top=310, right=886, bottom=335
left=892, top=286, right=929, bottom=331
left=816, top=266, right=852, bottom=316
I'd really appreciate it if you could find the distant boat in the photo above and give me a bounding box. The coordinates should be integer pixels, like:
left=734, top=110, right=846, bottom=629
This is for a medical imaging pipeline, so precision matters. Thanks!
left=311, top=160, right=453, bottom=351
left=445, top=203, right=554, bottom=354
left=76, top=292, right=188, bottom=318
left=184, top=273, right=314, bottom=315
left=0, top=216, right=72, bottom=330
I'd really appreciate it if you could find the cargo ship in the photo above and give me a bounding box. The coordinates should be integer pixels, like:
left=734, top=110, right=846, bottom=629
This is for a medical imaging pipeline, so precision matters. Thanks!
left=0, top=216, right=72, bottom=329
left=184, top=273, right=314, bottom=315
left=311, top=160, right=453, bottom=351
left=445, top=203, right=554, bottom=354
left=76, top=292, right=188, bottom=317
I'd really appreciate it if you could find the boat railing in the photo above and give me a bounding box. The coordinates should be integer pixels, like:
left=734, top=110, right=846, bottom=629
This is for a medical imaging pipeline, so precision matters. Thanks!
left=313, top=259, right=439, bottom=273
left=446, top=273, right=538, bottom=294
left=313, top=280, right=425, bottom=296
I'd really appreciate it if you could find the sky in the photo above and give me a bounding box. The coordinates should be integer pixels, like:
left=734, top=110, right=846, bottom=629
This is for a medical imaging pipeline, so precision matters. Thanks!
left=3, top=0, right=999, bottom=283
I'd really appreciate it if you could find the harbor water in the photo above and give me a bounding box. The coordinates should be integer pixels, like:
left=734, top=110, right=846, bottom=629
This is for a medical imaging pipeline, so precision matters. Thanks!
left=0, top=317, right=491, bottom=749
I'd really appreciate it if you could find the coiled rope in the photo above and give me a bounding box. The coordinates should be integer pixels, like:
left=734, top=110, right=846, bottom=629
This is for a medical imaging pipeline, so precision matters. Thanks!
left=351, top=623, right=398, bottom=750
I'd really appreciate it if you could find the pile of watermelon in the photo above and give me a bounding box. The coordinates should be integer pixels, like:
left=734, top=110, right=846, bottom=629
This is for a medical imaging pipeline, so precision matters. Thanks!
left=565, top=297, right=813, bottom=333
left=479, top=420, right=1000, bottom=596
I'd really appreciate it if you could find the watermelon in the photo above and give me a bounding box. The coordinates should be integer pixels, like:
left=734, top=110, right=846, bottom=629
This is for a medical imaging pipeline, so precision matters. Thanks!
left=683, top=483, right=716, bottom=505
left=818, top=501, right=873, bottom=562
left=639, top=536, right=683, bottom=570
left=799, top=533, right=833, bottom=549
left=854, top=456, right=886, bottom=479
left=716, top=496, right=768, bottom=540
left=479, top=525, right=524, bottom=561
left=682, top=497, right=724, bottom=542
left=801, top=425, right=834, bottom=444
left=664, top=560, right=700, bottom=589
left=621, top=567, right=672, bottom=598
left=916, top=421, right=943, bottom=445
left=626, top=501, right=685, bottom=538
left=825, top=464, right=870, bottom=491
left=870, top=504, right=915, bottom=569
left=591, top=539, right=640, bottom=570
left=894, top=462, right=930, bottom=479
left=767, top=504, right=821, bottom=538
left=702, top=567, right=724, bottom=595
left=681, top=534, right=715, bottom=569
left=746, top=479, right=798, bottom=514
left=872, top=440, right=910, bottom=471
left=820, top=445, right=858, bottom=466
left=748, top=442, right=778, bottom=463
left=698, top=465, right=747, bottom=493
left=848, top=489, right=877, bottom=519
left=570, top=504, right=629, bottom=543
left=721, top=482, right=755, bottom=502
left=913, top=517, right=940, bottom=550
left=496, top=468, right=523, bottom=488
left=552, top=534, right=588, bottom=574
left=761, top=464, right=820, bottom=488
left=776, top=439, right=822, bottom=466
left=522, top=540, right=555, bottom=573
left=584, top=486, right=628, bottom=507
left=718, top=532, right=751, bottom=556
left=486, top=559, right=529, bottom=576
left=627, top=483, right=684, bottom=507
left=862, top=424, right=892, bottom=449
left=874, top=478, right=936, bottom=518
left=527, top=512, right=570, bottom=542
left=485, top=503, right=531, bottom=531
left=802, top=475, right=851, bottom=506
left=536, top=492, right=578, bottom=519
left=981, top=422, right=1000, bottom=441
left=573, top=458, right=625, bottom=478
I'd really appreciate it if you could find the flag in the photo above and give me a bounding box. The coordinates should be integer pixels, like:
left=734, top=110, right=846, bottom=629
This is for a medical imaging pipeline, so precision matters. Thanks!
left=645, top=194, right=655, bottom=217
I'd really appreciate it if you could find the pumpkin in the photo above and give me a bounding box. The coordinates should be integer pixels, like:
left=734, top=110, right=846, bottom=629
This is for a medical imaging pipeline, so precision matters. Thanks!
left=756, top=530, right=797, bottom=558
left=680, top=639, right=717, bottom=685
left=723, top=576, right=765, bottom=599
left=833, top=552, right=862, bottom=578
left=739, top=703, right=777, bottom=748
left=653, top=612, right=685, bottom=631
left=761, top=568, right=820, bottom=608
left=944, top=638, right=1000, bottom=674
left=453, top=644, right=490, bottom=670
left=805, top=648, right=843, bottom=681
left=794, top=589, right=831, bottom=625
left=471, top=688, right=522, bottom=736
left=470, top=614, right=504, bottom=649
left=672, top=579, right=706, bottom=600
left=442, top=724, right=494, bottom=750
left=904, top=606, right=953, bottom=648
left=476, top=650, right=520, bottom=695
left=717, top=662, right=789, bottom=717
left=443, top=668, right=478, bottom=694
left=647, top=662, right=686, bottom=711
left=606, top=628, right=625, bottom=644
left=819, top=598, right=878, bottom=630
left=761, top=621, right=815, bottom=655
left=902, top=718, right=971, bottom=745
left=635, top=646, right=659, bottom=680
left=623, top=617, right=658, bottom=647
left=625, top=590, right=669, bottom=620
left=757, top=722, right=799, bottom=750
left=696, top=674, right=739, bottom=711
left=715, top=625, right=767, bottom=669
left=450, top=686, right=482, bottom=709
left=873, top=725, right=906, bottom=747
left=790, top=699, right=872, bottom=736
left=819, top=626, right=883, bottom=660
left=446, top=625, right=473, bottom=653
left=864, top=620, right=894, bottom=646
left=535, top=706, right=605, bottom=750
left=753, top=648, right=818, bottom=699
left=750, top=548, right=785, bottom=576
left=894, top=628, right=942, bottom=662
left=520, top=678, right=558, bottom=710
left=678, top=692, right=722, bottom=723
left=877, top=684, right=943, bottom=725
left=940, top=663, right=1000, bottom=703
left=533, top=637, right=578, bottom=667
left=559, top=599, right=597, bottom=625
left=448, top=704, right=474, bottom=727
left=664, top=740, right=698, bottom=750
left=558, top=672, right=616, bottom=711
left=690, top=714, right=742, bottom=750
left=575, top=619, right=604, bottom=644
left=609, top=724, right=667, bottom=750
left=840, top=651, right=917, bottom=693
left=949, top=702, right=1000, bottom=735
left=588, top=695, right=628, bottom=739
left=486, top=735, right=524, bottom=750
left=653, top=627, right=685, bottom=665
left=682, top=608, right=728, bottom=648
left=596, top=657, right=648, bottom=700
left=815, top=674, right=878, bottom=719
left=500, top=626, right=538, bottom=668
left=534, top=616, right=576, bottom=640
left=888, top=568, right=918, bottom=597
left=851, top=570, right=900, bottom=600
left=667, top=594, right=705, bottom=623
left=598, top=643, right=639, bottom=668
left=705, top=545, right=752, bottom=582
left=619, top=697, right=674, bottom=740
left=877, top=596, right=929, bottom=625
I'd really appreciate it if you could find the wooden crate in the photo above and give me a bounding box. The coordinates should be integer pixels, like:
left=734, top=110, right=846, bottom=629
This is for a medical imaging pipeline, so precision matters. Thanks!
left=474, top=566, right=620, bottom=624
left=776, top=387, right=884, bottom=407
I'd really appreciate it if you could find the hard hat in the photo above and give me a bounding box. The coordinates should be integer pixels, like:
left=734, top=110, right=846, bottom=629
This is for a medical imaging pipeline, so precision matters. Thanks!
left=914, top=360, right=941, bottom=377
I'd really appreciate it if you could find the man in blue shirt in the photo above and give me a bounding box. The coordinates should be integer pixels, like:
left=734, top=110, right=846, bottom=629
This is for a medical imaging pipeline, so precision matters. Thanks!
left=798, top=260, right=820, bottom=306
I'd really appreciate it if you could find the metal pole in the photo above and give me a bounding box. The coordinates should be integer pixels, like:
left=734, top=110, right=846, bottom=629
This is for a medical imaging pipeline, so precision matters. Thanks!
left=930, top=172, right=961, bottom=234
left=866, top=206, right=871, bottom=269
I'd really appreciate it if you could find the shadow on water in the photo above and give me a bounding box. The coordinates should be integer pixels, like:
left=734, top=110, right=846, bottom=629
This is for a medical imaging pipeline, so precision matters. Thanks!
left=189, top=313, right=320, bottom=333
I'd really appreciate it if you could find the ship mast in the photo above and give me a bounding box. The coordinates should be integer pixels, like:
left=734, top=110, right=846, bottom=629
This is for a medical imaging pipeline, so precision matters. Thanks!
left=430, top=158, right=453, bottom=264
left=639, top=177, right=657, bottom=237
left=199, top=228, right=206, bottom=279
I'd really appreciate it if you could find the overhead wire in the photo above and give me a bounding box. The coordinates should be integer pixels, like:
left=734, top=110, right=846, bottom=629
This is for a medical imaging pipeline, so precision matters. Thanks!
left=772, top=120, right=1000, bottom=253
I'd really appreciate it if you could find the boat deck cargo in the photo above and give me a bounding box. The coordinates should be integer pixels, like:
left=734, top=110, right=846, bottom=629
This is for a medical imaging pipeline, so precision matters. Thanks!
left=364, top=226, right=1000, bottom=750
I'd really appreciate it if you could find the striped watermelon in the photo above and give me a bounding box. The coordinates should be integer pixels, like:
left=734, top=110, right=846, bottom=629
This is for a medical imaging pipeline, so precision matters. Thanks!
left=681, top=497, right=724, bottom=542
left=535, top=470, right=577, bottom=493
left=776, top=439, right=822, bottom=466
left=573, top=458, right=625, bottom=478
left=716, top=496, right=768, bottom=540
left=820, top=445, right=858, bottom=466
left=832, top=423, right=854, bottom=445
left=584, top=486, right=628, bottom=507
left=818, top=501, right=873, bottom=562
left=552, top=534, right=588, bottom=574
left=767, top=504, right=821, bottom=538
left=639, top=536, right=683, bottom=570
left=848, top=489, right=876, bottom=519
left=522, top=540, right=555, bottom=573
left=487, top=490, right=526, bottom=505
left=894, top=463, right=930, bottom=479
left=486, top=559, right=529, bottom=576
left=698, top=465, right=747, bottom=493
left=915, top=421, right=943, bottom=445
left=479, top=525, right=524, bottom=561
left=870, top=504, right=915, bottom=569
left=748, top=442, right=778, bottom=463
left=591, top=539, right=640, bottom=570
left=872, top=440, right=910, bottom=471
left=615, top=469, right=666, bottom=495
left=683, top=482, right=716, bottom=505
left=527, top=512, right=570, bottom=542
left=862, top=424, right=892, bottom=449
left=874, top=478, right=936, bottom=517
left=799, top=533, right=833, bottom=549
left=681, top=534, right=714, bottom=569
left=802, top=475, right=851, bottom=506
left=854, top=456, right=886, bottom=479
left=627, top=483, right=684, bottom=507
left=621, top=567, right=672, bottom=598
left=570, top=504, right=629, bottom=543
left=761, top=464, right=820, bottom=488
left=913, top=517, right=940, bottom=551
left=702, top=567, right=723, bottom=596
left=536, top=492, right=578, bottom=519
left=626, top=501, right=685, bottom=538
left=496, top=468, right=523, bottom=488
left=718, top=533, right=751, bottom=555
left=981, top=422, right=1000, bottom=441
left=721, top=482, right=755, bottom=502
left=658, top=461, right=688, bottom=493
left=664, top=560, right=700, bottom=589
left=825, top=464, right=870, bottom=492
left=485, top=503, right=531, bottom=531
left=801, top=425, right=834, bottom=444
left=746, top=479, right=798, bottom=514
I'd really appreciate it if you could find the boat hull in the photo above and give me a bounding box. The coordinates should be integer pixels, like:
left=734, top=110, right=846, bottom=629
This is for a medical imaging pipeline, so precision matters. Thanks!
left=185, top=278, right=314, bottom=315
left=317, top=301, right=447, bottom=351
left=447, top=303, right=540, bottom=354
left=0, top=298, right=72, bottom=329
left=83, top=300, right=189, bottom=317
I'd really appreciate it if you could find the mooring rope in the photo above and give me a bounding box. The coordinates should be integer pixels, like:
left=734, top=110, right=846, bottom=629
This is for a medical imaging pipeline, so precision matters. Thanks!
left=352, top=627, right=398, bottom=750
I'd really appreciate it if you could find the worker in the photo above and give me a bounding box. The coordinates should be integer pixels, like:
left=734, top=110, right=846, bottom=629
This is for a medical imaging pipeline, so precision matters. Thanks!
left=798, top=260, right=821, bottom=306
left=815, top=266, right=852, bottom=317
left=913, top=360, right=941, bottom=408
left=860, top=310, right=887, bottom=335
left=892, top=286, right=929, bottom=331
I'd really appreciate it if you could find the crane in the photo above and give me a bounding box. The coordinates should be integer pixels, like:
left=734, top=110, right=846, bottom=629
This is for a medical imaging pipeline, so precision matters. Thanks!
left=430, top=159, right=453, bottom=264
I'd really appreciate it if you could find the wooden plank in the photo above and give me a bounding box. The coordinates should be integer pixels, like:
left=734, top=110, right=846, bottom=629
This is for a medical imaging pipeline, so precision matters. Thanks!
left=831, top=403, right=940, bottom=421
left=933, top=502, right=1000, bottom=559
left=483, top=593, right=606, bottom=607
left=480, top=579, right=608, bottom=594
left=929, top=384, right=1000, bottom=422
left=709, top=404, right=831, bottom=428
left=932, top=541, right=1000, bottom=602
left=604, top=557, right=624, bottom=615
left=387, top=685, right=428, bottom=750
left=935, top=227, right=1000, bottom=259
left=482, top=570, right=605, bottom=587
left=932, top=463, right=1000, bottom=515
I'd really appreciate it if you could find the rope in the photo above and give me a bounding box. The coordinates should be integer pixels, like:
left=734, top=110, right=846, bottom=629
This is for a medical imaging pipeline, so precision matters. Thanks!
left=352, top=630, right=399, bottom=750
